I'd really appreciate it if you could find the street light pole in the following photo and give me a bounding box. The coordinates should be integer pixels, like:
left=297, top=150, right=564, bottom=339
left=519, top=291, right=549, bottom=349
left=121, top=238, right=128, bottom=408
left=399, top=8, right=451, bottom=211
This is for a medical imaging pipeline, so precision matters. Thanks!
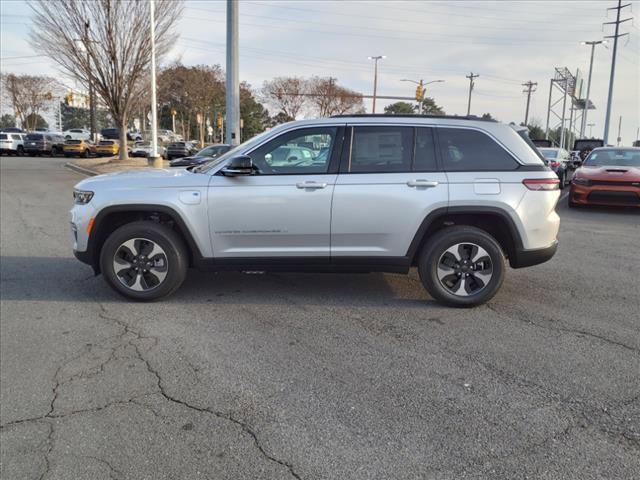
left=225, top=0, right=240, bottom=146
left=580, top=40, right=604, bottom=138
left=149, top=0, right=160, bottom=166
left=368, top=55, right=385, bottom=113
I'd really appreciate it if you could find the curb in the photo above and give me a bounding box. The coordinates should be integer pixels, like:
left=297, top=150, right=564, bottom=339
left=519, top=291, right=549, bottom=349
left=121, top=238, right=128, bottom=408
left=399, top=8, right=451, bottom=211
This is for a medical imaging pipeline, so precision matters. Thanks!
left=65, top=162, right=98, bottom=177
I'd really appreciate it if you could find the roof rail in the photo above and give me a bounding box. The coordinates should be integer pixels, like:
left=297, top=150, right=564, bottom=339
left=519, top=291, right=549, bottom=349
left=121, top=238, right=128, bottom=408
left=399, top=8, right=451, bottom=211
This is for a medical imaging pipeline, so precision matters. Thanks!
left=330, top=113, right=497, bottom=122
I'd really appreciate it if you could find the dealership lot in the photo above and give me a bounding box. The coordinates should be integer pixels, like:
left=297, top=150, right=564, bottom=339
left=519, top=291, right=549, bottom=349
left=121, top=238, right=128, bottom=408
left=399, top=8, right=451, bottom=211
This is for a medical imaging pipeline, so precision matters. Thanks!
left=1, top=156, right=638, bottom=479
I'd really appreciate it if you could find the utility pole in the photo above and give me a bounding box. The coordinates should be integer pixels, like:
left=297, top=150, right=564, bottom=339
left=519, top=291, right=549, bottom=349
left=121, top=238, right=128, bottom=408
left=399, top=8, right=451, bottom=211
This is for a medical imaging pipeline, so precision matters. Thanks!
left=602, top=0, right=631, bottom=145
left=149, top=0, right=161, bottom=166
left=368, top=55, right=385, bottom=113
left=580, top=40, right=604, bottom=138
left=617, top=116, right=622, bottom=145
left=225, top=0, right=240, bottom=146
left=522, top=81, right=537, bottom=125
left=84, top=21, right=97, bottom=143
left=466, top=72, right=479, bottom=116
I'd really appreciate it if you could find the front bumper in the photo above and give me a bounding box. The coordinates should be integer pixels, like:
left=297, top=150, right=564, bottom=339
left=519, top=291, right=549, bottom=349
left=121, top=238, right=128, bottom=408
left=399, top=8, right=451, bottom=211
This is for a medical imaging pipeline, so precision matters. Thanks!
left=509, top=241, right=558, bottom=268
left=570, top=184, right=640, bottom=207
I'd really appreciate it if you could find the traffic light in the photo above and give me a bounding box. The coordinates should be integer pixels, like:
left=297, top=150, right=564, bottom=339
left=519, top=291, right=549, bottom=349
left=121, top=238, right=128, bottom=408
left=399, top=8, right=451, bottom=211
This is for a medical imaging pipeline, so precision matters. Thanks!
left=171, top=108, right=177, bottom=116
left=66, top=92, right=74, bottom=105
left=415, top=83, right=424, bottom=102
left=216, top=116, right=223, bottom=129
left=45, top=91, right=53, bottom=101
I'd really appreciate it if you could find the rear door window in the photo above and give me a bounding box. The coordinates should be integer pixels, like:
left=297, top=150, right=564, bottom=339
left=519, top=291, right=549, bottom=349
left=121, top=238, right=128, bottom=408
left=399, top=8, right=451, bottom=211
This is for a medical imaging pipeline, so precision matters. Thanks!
left=349, top=126, right=413, bottom=173
left=438, top=128, right=518, bottom=171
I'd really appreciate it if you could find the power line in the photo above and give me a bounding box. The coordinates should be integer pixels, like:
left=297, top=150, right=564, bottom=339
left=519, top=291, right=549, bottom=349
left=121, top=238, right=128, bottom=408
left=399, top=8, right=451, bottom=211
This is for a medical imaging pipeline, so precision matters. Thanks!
left=201, top=2, right=606, bottom=33
left=181, top=13, right=598, bottom=46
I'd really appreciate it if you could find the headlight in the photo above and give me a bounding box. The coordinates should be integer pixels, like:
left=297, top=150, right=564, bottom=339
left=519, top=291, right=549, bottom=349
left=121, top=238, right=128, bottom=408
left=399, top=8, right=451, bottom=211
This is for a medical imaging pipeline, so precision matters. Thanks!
left=73, top=189, right=94, bottom=204
left=572, top=177, right=592, bottom=186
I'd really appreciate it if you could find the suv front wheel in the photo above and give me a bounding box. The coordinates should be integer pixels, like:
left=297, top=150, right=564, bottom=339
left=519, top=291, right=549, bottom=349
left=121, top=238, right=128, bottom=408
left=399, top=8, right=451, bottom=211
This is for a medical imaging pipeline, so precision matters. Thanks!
left=100, top=221, right=188, bottom=301
left=418, top=226, right=505, bottom=307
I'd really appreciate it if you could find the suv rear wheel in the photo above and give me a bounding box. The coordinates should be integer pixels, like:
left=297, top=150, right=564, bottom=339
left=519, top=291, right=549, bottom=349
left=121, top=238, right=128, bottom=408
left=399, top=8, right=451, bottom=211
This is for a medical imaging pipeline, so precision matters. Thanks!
left=418, top=226, right=505, bottom=307
left=100, top=221, right=188, bottom=301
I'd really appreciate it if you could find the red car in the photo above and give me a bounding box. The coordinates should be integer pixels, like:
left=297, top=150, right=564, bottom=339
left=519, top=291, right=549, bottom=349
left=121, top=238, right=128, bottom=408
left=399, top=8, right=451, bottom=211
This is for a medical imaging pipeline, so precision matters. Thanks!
left=569, top=147, right=640, bottom=208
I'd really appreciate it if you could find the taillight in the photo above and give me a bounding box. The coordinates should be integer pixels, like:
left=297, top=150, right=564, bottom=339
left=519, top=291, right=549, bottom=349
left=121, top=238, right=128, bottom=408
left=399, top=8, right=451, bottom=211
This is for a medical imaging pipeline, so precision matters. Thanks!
left=523, top=178, right=560, bottom=191
left=549, top=161, right=560, bottom=168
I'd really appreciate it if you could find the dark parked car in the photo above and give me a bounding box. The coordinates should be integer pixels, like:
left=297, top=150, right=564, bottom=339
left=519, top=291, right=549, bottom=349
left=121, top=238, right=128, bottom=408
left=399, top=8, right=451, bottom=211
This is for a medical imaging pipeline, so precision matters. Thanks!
left=573, top=138, right=605, bottom=160
left=23, top=133, right=66, bottom=156
left=2, top=127, right=26, bottom=133
left=100, top=128, right=143, bottom=141
left=165, top=141, right=199, bottom=160
left=169, top=144, right=231, bottom=167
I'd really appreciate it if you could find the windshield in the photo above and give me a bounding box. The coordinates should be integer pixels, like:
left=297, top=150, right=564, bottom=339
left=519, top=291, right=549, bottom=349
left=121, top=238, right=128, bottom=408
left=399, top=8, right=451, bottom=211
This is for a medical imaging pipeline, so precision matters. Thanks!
left=583, top=149, right=640, bottom=167
left=196, top=129, right=275, bottom=173
left=539, top=148, right=558, bottom=159
left=26, top=134, right=43, bottom=140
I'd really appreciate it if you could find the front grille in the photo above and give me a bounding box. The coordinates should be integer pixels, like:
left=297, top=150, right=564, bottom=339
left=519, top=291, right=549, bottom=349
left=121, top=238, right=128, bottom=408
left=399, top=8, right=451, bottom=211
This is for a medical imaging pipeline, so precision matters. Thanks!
left=587, top=191, right=640, bottom=205
left=590, top=180, right=640, bottom=187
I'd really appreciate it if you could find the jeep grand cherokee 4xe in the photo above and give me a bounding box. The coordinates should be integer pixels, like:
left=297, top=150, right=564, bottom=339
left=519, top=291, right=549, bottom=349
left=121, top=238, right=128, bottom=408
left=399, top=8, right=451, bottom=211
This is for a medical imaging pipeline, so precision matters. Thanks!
left=70, top=115, right=560, bottom=307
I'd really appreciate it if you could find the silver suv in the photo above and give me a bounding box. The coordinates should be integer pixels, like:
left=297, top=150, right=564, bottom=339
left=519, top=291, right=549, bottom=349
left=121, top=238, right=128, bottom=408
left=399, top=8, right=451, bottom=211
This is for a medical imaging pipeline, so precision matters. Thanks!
left=70, top=115, right=560, bottom=307
left=0, top=132, right=25, bottom=156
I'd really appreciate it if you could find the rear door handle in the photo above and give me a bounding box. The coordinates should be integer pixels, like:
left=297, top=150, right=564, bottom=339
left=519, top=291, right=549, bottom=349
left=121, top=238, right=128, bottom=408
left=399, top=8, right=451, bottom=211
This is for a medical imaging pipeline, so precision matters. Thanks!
left=296, top=181, right=328, bottom=189
left=407, top=180, right=439, bottom=188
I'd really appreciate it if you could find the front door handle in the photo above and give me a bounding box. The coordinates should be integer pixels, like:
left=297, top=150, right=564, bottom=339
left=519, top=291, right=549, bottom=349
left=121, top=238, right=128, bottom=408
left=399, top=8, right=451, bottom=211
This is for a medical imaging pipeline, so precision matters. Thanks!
left=407, top=180, right=439, bottom=188
left=296, top=181, right=328, bottom=189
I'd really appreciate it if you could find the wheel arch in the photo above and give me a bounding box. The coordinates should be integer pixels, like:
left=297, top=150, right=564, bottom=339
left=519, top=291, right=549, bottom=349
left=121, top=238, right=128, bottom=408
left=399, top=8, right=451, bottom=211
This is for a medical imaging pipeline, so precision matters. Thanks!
left=407, top=207, right=524, bottom=267
left=86, top=204, right=203, bottom=274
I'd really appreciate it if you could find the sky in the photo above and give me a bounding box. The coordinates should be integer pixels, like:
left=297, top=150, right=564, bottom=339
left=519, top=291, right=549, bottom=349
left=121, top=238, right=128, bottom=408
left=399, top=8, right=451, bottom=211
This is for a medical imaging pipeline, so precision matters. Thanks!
left=1, top=0, right=639, bottom=144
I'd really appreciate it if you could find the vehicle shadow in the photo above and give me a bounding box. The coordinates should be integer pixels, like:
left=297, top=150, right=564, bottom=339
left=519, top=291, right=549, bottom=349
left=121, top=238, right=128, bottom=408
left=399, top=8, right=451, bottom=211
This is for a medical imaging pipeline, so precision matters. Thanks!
left=0, top=255, right=435, bottom=308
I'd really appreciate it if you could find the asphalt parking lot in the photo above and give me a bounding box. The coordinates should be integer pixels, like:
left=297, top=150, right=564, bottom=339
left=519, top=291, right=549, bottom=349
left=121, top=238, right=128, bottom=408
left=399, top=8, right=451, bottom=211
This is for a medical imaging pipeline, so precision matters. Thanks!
left=1, top=155, right=638, bottom=480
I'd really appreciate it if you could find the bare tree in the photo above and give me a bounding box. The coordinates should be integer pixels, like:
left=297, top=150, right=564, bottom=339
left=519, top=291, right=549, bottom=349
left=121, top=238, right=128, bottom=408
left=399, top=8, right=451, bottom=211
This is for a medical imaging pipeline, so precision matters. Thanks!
left=261, top=77, right=307, bottom=121
left=29, top=0, right=183, bottom=161
left=2, top=73, right=56, bottom=130
left=307, top=77, right=364, bottom=117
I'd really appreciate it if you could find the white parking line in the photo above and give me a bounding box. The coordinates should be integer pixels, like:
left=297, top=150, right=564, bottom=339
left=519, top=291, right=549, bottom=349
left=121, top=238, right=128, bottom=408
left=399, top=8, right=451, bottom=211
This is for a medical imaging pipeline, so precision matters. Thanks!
left=559, top=191, right=569, bottom=202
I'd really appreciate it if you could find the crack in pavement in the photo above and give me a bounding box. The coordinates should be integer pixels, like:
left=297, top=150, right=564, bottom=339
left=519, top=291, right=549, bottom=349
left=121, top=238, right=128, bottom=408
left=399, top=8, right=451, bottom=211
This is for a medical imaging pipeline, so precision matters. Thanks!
left=485, top=303, right=639, bottom=354
left=2, top=300, right=304, bottom=479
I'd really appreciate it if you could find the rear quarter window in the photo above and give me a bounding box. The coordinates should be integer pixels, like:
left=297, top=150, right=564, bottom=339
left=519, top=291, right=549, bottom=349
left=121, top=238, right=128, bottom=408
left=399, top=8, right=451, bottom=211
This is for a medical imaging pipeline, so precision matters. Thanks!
left=0, top=134, right=7, bottom=140
left=438, top=128, right=518, bottom=171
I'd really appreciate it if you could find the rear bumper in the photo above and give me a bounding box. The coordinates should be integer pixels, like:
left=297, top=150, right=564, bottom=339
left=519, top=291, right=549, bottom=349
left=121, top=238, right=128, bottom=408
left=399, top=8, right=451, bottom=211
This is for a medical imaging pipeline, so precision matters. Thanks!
left=510, top=241, right=558, bottom=268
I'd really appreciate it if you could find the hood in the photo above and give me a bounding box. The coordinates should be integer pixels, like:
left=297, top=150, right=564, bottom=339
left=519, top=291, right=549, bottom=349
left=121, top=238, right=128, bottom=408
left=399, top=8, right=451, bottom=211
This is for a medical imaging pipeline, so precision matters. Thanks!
left=575, top=165, right=640, bottom=182
left=170, top=155, right=209, bottom=165
left=74, top=167, right=209, bottom=190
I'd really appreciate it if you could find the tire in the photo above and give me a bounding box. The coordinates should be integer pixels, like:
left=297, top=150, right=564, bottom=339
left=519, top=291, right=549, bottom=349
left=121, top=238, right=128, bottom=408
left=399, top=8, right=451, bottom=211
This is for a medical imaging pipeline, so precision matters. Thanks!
left=51, top=147, right=58, bottom=157
left=17, top=146, right=24, bottom=156
left=100, top=221, right=188, bottom=301
left=558, top=172, right=565, bottom=189
left=83, top=149, right=90, bottom=158
left=418, top=226, right=505, bottom=308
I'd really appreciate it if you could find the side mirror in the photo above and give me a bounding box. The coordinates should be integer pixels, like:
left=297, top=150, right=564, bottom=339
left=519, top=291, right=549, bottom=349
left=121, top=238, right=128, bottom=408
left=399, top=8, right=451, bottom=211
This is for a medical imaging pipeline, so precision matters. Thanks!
left=221, top=156, right=253, bottom=176
left=573, top=160, right=582, bottom=168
